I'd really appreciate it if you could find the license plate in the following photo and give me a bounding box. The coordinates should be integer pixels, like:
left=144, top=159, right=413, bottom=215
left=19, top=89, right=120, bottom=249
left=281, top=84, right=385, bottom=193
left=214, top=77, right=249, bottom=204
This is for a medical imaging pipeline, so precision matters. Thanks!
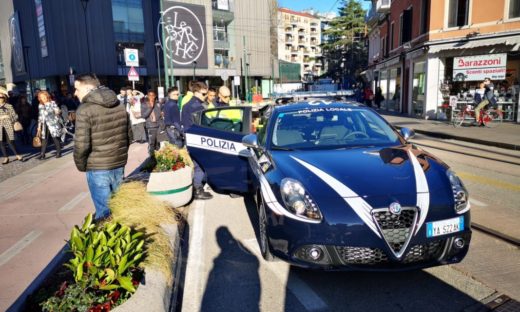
left=426, top=216, right=464, bottom=238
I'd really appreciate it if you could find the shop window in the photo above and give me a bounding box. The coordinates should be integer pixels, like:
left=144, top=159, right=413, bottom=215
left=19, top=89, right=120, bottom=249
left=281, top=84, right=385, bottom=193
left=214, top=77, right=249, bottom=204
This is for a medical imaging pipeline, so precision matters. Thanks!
left=380, top=70, right=388, bottom=110
left=412, top=62, right=426, bottom=117
left=510, top=0, right=520, bottom=18
left=448, top=0, right=469, bottom=27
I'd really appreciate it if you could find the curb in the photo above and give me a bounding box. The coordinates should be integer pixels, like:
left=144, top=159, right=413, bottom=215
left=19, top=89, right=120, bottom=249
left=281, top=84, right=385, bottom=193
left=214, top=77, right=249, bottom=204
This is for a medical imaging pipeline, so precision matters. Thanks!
left=393, top=125, right=520, bottom=151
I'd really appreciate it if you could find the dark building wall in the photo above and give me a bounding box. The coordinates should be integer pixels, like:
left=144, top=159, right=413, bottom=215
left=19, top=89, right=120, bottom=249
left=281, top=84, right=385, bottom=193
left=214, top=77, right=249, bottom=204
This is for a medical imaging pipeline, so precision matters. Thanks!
left=12, top=0, right=159, bottom=83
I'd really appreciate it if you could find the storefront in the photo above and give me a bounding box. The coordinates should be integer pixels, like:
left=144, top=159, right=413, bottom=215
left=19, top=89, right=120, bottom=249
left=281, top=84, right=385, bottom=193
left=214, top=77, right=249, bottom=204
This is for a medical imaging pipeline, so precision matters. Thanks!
left=424, top=35, right=520, bottom=122
left=374, top=56, right=403, bottom=112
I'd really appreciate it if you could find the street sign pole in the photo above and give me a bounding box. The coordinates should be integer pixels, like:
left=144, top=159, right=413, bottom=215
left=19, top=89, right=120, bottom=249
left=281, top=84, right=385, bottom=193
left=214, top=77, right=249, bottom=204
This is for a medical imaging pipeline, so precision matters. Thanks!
left=160, top=0, right=170, bottom=89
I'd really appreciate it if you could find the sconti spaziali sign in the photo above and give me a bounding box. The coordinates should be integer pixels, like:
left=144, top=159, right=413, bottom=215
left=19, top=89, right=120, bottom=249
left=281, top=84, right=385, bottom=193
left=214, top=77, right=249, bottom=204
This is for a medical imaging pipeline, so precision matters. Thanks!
left=453, top=54, right=507, bottom=81
left=158, top=1, right=208, bottom=68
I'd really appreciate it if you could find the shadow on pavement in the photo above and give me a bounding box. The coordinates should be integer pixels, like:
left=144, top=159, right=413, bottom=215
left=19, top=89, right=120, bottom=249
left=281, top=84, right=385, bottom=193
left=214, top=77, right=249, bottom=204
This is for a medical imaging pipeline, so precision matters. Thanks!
left=200, top=226, right=260, bottom=312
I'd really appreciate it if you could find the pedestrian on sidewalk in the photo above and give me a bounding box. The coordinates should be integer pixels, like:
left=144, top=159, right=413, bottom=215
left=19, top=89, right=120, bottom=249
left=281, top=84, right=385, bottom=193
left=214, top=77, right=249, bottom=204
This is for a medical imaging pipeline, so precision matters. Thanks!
left=73, top=74, right=132, bottom=220
left=181, top=81, right=213, bottom=200
left=0, top=90, right=24, bottom=164
left=363, top=86, right=374, bottom=107
left=14, top=95, right=32, bottom=145
left=127, top=94, right=147, bottom=143
left=374, top=87, right=384, bottom=109
left=37, top=91, right=63, bottom=159
left=141, top=90, right=162, bottom=157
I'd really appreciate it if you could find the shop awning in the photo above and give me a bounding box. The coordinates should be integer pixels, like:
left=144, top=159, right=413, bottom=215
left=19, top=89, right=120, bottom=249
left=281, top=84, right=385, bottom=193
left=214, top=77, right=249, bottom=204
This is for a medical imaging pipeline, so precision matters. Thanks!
left=428, top=36, right=520, bottom=53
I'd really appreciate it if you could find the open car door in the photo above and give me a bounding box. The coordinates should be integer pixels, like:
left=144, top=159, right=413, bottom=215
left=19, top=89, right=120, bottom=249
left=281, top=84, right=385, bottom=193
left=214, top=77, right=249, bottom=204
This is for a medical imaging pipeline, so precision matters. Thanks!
left=185, top=106, right=253, bottom=194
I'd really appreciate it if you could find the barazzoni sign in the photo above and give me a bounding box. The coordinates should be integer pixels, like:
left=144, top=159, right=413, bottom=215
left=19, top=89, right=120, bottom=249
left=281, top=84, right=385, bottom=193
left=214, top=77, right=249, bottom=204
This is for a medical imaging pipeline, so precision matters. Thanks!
left=159, top=1, right=208, bottom=68
left=453, top=54, right=507, bottom=82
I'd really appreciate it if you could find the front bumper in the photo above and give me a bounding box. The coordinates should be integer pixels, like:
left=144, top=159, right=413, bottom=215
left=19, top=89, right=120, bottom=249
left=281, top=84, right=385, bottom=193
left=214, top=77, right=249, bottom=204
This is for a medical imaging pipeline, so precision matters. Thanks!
left=266, top=210, right=472, bottom=271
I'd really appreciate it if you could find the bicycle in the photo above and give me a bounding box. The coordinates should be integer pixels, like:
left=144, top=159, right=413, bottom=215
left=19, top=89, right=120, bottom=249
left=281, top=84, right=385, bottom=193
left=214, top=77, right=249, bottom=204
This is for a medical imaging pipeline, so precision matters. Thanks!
left=451, top=104, right=503, bottom=128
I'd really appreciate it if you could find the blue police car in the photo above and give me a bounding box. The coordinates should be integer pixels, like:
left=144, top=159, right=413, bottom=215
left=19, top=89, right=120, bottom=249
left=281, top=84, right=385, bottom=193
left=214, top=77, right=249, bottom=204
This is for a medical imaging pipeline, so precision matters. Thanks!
left=185, top=100, right=471, bottom=270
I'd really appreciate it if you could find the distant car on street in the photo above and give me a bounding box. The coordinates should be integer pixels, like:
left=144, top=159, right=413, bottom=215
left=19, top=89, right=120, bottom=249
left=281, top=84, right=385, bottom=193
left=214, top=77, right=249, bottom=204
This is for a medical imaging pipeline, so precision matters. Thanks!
left=185, top=99, right=471, bottom=270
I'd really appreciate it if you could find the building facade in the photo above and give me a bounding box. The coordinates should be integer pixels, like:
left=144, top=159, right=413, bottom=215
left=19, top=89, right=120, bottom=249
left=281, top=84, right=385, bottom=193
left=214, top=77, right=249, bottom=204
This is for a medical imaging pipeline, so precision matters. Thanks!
left=366, top=0, right=520, bottom=122
left=0, top=0, right=276, bottom=98
left=277, top=8, right=322, bottom=82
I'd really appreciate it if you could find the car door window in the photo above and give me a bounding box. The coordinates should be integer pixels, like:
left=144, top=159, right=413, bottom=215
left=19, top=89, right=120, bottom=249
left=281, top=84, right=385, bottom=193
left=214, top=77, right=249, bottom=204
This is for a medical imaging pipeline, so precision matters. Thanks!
left=201, top=108, right=244, bottom=133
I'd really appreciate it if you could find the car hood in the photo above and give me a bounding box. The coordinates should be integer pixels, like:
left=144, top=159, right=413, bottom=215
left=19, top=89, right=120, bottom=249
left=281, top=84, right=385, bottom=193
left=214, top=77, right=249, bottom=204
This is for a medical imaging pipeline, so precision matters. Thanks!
left=271, top=145, right=441, bottom=200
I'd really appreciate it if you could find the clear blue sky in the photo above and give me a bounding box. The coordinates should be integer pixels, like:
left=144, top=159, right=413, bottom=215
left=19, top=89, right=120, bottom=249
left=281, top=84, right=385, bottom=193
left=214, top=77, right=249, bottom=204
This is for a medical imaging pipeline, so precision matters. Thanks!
left=278, top=0, right=369, bottom=15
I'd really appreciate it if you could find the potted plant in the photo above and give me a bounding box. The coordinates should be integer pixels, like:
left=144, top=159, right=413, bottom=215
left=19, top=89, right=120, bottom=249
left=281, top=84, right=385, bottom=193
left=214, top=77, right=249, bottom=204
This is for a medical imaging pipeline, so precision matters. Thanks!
left=146, top=143, right=194, bottom=207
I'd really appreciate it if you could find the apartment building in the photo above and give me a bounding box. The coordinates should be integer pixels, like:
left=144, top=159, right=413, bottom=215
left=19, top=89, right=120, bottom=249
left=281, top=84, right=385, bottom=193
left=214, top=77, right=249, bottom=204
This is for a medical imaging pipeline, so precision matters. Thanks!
left=366, top=0, right=520, bottom=121
left=278, top=8, right=322, bottom=82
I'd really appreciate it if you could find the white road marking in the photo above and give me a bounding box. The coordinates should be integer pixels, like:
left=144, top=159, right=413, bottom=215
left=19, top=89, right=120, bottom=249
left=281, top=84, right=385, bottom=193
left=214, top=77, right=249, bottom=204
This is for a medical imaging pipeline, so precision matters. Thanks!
left=242, top=238, right=329, bottom=312
left=469, top=198, right=488, bottom=207
left=181, top=200, right=206, bottom=312
left=0, top=165, right=68, bottom=201
left=0, top=231, right=42, bottom=267
left=58, top=192, right=90, bottom=213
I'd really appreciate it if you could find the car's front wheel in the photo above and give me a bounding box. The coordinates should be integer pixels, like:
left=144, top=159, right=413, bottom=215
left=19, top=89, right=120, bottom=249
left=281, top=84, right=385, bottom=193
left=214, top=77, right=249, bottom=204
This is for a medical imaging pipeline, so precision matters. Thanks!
left=258, top=194, right=274, bottom=261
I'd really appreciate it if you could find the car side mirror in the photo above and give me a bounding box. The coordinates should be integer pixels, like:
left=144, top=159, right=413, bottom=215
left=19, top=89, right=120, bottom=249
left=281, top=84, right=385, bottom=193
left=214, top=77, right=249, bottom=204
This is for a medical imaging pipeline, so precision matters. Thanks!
left=400, top=127, right=415, bottom=141
left=242, top=134, right=259, bottom=149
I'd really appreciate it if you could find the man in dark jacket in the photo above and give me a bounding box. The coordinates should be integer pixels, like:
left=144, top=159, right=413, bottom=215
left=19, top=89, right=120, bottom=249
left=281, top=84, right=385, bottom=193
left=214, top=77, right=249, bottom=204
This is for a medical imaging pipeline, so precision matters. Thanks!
left=73, top=74, right=131, bottom=220
left=163, top=87, right=183, bottom=147
left=181, top=81, right=213, bottom=200
left=141, top=90, right=162, bottom=157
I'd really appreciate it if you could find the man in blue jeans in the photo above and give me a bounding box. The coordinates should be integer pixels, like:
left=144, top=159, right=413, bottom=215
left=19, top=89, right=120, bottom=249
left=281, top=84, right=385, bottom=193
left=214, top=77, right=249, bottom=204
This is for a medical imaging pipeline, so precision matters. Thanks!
left=73, top=74, right=132, bottom=219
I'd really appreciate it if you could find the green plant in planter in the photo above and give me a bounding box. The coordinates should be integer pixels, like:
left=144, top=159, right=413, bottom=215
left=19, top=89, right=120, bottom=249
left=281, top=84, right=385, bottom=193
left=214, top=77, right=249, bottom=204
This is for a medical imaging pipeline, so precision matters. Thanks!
left=154, top=143, right=193, bottom=172
left=64, top=213, right=145, bottom=293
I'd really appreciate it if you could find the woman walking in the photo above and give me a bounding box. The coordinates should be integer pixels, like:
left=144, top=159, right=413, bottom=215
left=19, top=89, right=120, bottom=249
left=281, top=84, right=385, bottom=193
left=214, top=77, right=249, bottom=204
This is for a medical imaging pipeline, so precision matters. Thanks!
left=15, top=95, right=32, bottom=144
left=0, top=91, right=24, bottom=164
left=37, top=91, right=62, bottom=159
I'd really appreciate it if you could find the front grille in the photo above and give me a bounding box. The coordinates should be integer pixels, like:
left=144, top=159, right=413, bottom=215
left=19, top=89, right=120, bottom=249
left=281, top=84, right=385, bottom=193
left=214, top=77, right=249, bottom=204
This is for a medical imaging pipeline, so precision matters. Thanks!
left=403, top=241, right=444, bottom=263
left=336, top=240, right=444, bottom=266
left=336, top=246, right=388, bottom=265
left=372, top=208, right=417, bottom=254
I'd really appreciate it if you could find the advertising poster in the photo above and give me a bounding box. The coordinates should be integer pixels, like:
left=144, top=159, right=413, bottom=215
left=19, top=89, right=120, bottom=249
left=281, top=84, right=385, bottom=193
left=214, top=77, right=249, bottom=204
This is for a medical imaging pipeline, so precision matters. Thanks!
left=453, top=54, right=507, bottom=81
left=8, top=12, right=25, bottom=75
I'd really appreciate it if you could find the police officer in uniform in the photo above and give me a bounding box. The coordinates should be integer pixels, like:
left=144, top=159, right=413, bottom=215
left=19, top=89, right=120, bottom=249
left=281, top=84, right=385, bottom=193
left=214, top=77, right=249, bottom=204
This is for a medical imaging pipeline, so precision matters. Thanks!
left=181, top=81, right=213, bottom=200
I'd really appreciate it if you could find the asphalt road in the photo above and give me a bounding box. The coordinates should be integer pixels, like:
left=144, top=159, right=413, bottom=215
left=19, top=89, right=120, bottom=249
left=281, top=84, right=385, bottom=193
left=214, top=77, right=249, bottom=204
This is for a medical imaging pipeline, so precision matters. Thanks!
left=178, top=134, right=520, bottom=312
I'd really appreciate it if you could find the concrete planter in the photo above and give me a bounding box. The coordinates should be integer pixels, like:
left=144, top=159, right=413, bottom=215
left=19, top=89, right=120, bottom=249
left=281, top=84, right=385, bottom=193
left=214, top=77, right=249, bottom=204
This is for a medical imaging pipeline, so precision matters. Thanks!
left=147, top=167, right=193, bottom=208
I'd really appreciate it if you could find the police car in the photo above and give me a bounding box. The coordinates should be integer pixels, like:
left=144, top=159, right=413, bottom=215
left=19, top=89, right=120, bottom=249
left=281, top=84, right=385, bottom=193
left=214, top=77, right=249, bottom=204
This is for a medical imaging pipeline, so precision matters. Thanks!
left=185, top=100, right=471, bottom=270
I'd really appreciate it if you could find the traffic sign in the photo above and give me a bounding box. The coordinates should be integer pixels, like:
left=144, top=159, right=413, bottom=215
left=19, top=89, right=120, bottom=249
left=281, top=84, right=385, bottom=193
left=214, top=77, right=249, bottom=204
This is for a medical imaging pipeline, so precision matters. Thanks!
left=128, top=66, right=139, bottom=81
left=124, top=48, right=139, bottom=67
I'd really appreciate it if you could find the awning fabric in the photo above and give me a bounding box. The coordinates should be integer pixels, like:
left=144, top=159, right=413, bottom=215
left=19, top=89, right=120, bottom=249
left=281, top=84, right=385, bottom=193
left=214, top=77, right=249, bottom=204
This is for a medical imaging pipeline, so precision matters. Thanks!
left=428, top=36, right=520, bottom=53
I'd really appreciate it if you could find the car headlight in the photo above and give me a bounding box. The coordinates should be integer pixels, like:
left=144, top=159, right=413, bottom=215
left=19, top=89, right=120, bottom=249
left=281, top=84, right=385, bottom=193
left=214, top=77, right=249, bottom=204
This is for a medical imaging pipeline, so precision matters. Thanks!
left=280, top=178, right=322, bottom=221
left=446, top=170, right=470, bottom=214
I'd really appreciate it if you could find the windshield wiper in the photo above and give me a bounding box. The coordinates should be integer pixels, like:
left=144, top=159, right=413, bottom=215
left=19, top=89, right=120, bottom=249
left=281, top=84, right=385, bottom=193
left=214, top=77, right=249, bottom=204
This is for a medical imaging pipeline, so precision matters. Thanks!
left=271, top=146, right=294, bottom=151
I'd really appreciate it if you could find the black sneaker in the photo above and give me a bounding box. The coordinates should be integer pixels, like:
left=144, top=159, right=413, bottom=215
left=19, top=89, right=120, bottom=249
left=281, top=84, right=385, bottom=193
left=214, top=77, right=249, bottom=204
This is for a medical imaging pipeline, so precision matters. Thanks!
left=194, top=188, right=213, bottom=200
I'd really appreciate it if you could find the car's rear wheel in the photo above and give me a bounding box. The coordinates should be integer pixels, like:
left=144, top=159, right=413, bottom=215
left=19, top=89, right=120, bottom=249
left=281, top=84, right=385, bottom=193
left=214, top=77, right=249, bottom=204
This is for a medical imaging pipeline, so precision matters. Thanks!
left=257, top=194, right=274, bottom=261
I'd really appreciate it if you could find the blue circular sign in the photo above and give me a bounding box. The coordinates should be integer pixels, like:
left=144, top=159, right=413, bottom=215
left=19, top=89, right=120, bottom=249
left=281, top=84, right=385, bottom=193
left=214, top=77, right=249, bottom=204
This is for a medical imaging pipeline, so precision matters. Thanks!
left=129, top=54, right=136, bottom=61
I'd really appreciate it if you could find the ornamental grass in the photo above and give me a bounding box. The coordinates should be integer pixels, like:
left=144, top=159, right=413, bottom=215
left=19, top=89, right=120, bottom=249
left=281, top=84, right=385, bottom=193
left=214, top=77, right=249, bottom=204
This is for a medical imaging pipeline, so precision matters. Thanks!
left=109, top=181, right=178, bottom=282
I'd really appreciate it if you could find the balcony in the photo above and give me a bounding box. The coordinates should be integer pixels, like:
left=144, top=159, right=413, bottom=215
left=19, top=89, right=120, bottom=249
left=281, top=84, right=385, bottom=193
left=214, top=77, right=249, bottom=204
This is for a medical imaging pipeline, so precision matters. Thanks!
left=285, top=27, right=293, bottom=34
left=376, top=0, right=390, bottom=13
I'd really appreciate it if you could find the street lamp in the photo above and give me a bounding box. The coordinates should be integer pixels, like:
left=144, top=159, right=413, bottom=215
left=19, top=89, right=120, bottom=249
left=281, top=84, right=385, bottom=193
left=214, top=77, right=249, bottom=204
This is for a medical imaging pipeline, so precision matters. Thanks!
left=80, top=0, right=92, bottom=72
left=192, top=61, right=197, bottom=81
left=23, top=46, right=33, bottom=99
left=155, top=42, right=162, bottom=87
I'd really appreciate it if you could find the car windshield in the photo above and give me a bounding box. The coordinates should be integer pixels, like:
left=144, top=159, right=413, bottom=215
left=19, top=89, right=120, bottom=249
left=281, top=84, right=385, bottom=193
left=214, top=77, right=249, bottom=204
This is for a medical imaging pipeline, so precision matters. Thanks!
left=271, top=107, right=400, bottom=149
